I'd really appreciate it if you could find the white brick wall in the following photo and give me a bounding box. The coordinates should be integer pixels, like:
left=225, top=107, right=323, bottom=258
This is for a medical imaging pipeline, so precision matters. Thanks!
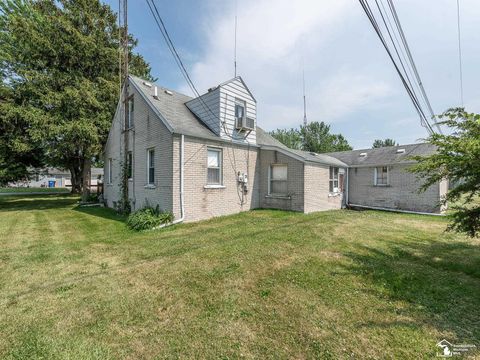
left=304, top=164, right=343, bottom=213
left=172, top=136, right=260, bottom=222
left=347, top=164, right=442, bottom=213
left=103, top=82, right=174, bottom=212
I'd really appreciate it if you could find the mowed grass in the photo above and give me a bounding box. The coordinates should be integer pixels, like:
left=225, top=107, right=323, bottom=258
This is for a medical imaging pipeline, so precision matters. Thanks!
left=0, top=187, right=70, bottom=193
left=0, top=195, right=479, bottom=359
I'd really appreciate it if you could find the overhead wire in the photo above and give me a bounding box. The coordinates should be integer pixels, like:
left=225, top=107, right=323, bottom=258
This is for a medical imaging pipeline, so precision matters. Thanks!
left=358, top=0, right=435, bottom=135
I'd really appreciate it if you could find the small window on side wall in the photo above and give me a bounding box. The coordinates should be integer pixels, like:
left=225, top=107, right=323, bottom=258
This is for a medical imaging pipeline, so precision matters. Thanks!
left=374, top=166, right=389, bottom=186
left=269, top=164, right=288, bottom=195
left=126, top=97, right=134, bottom=129
left=329, top=167, right=339, bottom=193
left=147, top=148, right=155, bottom=185
left=108, top=158, right=113, bottom=184
left=207, top=148, right=222, bottom=185
left=127, top=151, right=133, bottom=180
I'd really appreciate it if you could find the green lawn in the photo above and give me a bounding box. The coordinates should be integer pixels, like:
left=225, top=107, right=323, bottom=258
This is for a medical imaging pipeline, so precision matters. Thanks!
left=0, top=187, right=70, bottom=194
left=0, top=195, right=478, bottom=359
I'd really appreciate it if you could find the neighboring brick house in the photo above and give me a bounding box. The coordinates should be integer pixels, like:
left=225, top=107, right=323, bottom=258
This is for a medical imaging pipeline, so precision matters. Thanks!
left=103, top=76, right=346, bottom=222
left=326, top=144, right=448, bottom=214
left=103, top=75, right=445, bottom=223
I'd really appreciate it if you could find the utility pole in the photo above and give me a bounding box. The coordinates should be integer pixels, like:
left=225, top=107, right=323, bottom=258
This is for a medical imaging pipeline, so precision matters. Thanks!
left=120, top=0, right=129, bottom=212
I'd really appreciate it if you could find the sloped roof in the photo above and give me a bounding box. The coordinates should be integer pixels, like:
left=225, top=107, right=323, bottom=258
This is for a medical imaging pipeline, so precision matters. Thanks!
left=256, top=128, right=348, bottom=167
left=129, top=75, right=346, bottom=167
left=325, top=143, right=436, bottom=167
left=129, top=75, right=219, bottom=140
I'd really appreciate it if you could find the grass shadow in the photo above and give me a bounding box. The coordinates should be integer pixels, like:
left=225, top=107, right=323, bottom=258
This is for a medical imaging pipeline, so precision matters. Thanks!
left=73, top=205, right=126, bottom=223
left=343, top=239, right=480, bottom=344
left=0, top=195, right=79, bottom=212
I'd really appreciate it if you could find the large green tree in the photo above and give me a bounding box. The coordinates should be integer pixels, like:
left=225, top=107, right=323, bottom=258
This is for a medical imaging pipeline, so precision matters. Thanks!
left=410, top=108, right=480, bottom=237
left=372, top=138, right=398, bottom=148
left=0, top=0, right=154, bottom=191
left=270, top=121, right=352, bottom=153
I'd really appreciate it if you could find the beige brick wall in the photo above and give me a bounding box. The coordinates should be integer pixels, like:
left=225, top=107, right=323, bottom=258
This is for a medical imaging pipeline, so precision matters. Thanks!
left=304, top=164, right=343, bottom=213
left=258, top=150, right=304, bottom=212
left=103, top=82, right=174, bottom=213
left=172, top=135, right=260, bottom=222
left=347, top=164, right=442, bottom=213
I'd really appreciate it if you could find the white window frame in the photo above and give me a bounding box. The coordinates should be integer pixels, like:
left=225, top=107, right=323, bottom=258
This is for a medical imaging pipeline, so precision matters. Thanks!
left=126, top=96, right=134, bottom=129
left=235, top=99, right=246, bottom=127
left=127, top=151, right=133, bottom=180
left=147, top=148, right=155, bottom=185
left=269, top=164, right=288, bottom=196
left=329, top=167, right=340, bottom=193
left=207, top=147, right=223, bottom=185
left=374, top=166, right=389, bottom=186
left=107, top=158, right=112, bottom=184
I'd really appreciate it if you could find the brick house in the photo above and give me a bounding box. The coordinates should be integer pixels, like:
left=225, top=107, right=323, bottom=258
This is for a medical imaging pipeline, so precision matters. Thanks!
left=103, top=76, right=446, bottom=222
left=326, top=144, right=448, bottom=214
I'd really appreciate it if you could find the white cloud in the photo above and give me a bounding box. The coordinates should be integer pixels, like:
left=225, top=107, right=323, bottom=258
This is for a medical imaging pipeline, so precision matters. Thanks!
left=176, top=0, right=480, bottom=147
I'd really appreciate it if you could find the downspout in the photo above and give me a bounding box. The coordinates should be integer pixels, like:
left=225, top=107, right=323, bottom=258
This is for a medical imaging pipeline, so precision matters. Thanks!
left=153, top=134, right=185, bottom=229
left=345, top=167, right=349, bottom=207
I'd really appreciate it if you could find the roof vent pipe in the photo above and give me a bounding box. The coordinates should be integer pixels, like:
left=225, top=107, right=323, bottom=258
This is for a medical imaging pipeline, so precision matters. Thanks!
left=359, top=152, right=367, bottom=157
left=153, top=86, right=158, bottom=98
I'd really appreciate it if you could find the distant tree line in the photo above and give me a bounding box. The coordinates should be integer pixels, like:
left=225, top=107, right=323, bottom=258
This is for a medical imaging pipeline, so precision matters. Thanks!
left=372, top=138, right=398, bottom=148
left=270, top=121, right=352, bottom=153
left=0, top=0, right=154, bottom=193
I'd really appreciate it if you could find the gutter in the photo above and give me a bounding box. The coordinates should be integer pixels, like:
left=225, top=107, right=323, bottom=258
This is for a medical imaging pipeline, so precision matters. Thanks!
left=348, top=203, right=445, bottom=216
left=153, top=134, right=185, bottom=229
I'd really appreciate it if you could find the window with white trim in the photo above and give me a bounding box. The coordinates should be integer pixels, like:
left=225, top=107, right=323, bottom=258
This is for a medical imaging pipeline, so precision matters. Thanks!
left=235, top=99, right=246, bottom=128
left=127, top=151, right=133, bottom=180
left=329, top=167, right=339, bottom=193
left=374, top=166, right=389, bottom=186
left=207, top=148, right=222, bottom=185
left=126, top=97, right=134, bottom=129
left=147, top=148, right=155, bottom=185
left=269, top=164, right=288, bottom=195
left=108, top=158, right=112, bottom=184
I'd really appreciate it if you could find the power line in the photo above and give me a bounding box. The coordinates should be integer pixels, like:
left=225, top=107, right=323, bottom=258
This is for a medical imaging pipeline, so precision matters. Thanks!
left=456, top=0, right=464, bottom=106
left=386, top=0, right=442, bottom=133
left=358, top=0, right=435, bottom=135
left=145, top=0, right=242, bottom=141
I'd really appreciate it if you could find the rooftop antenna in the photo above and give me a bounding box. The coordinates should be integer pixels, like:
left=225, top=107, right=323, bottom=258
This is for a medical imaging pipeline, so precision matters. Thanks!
left=302, top=57, right=307, bottom=126
left=234, top=0, right=238, bottom=77
left=456, top=0, right=464, bottom=106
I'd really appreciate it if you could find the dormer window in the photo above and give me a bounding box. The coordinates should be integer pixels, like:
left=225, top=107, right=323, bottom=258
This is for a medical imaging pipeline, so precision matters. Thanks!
left=235, top=99, right=245, bottom=128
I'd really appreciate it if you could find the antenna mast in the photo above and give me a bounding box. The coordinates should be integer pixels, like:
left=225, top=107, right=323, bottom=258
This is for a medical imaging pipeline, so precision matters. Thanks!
left=234, top=0, right=238, bottom=77
left=302, top=60, right=307, bottom=126
left=119, top=0, right=129, bottom=210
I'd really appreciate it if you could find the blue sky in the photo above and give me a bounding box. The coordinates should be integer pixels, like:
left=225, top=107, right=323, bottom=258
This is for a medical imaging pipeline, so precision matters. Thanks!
left=104, top=0, right=480, bottom=149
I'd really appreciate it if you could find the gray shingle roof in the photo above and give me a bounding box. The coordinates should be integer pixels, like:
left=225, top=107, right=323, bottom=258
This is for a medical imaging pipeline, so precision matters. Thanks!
left=130, top=75, right=347, bottom=167
left=325, top=143, right=436, bottom=167
left=129, top=75, right=219, bottom=141
left=255, top=128, right=347, bottom=167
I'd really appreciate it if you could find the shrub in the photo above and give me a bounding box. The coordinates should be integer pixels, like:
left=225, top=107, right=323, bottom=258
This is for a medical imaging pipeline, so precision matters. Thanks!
left=126, top=206, right=174, bottom=231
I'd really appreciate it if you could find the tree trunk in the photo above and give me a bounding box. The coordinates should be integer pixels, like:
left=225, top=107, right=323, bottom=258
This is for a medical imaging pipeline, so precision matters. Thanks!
left=69, top=161, right=83, bottom=194
left=81, top=158, right=91, bottom=202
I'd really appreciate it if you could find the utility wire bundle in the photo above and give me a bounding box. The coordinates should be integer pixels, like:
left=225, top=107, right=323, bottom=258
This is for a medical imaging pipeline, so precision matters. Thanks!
left=358, top=0, right=442, bottom=135
left=145, top=0, right=228, bottom=132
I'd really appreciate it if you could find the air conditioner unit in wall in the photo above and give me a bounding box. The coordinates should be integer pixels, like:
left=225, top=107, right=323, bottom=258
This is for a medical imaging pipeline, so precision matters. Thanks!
left=235, top=117, right=255, bottom=131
